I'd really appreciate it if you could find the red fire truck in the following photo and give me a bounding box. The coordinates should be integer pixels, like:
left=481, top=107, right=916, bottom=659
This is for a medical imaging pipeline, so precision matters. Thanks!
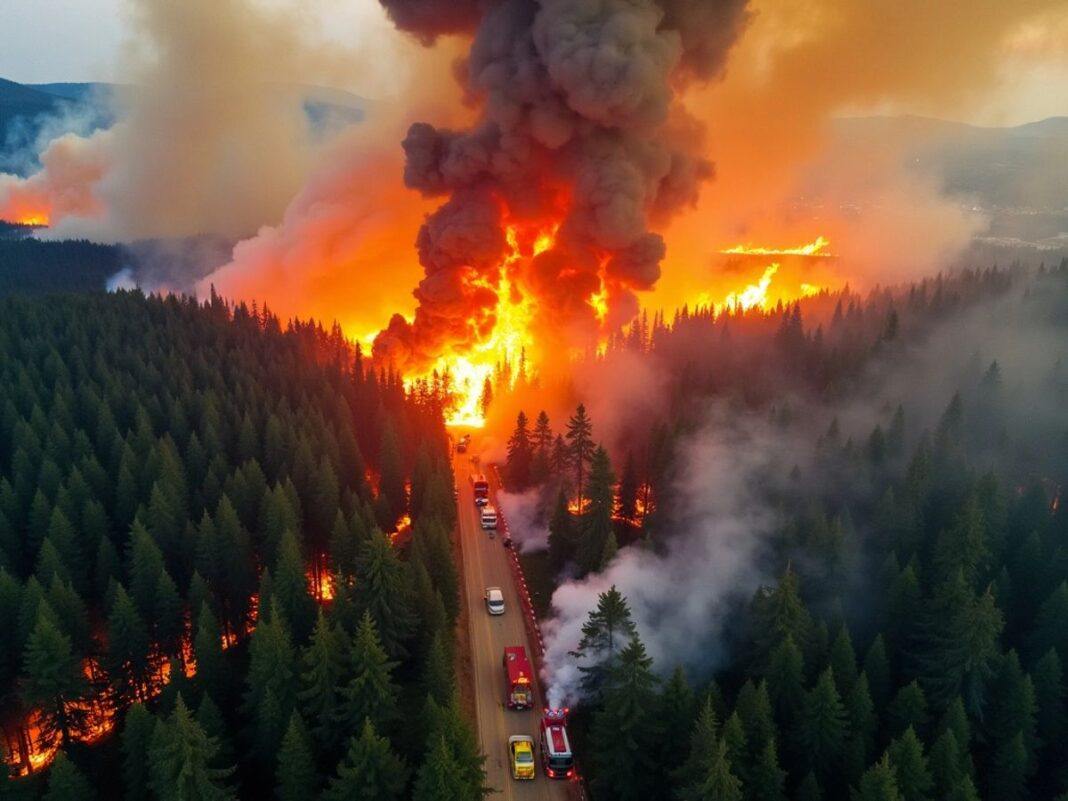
left=472, top=474, right=490, bottom=506
left=541, top=708, right=575, bottom=779
left=502, top=646, right=533, bottom=709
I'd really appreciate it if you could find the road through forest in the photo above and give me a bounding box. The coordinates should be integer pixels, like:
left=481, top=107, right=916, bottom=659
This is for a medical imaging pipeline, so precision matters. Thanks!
left=454, top=452, right=572, bottom=801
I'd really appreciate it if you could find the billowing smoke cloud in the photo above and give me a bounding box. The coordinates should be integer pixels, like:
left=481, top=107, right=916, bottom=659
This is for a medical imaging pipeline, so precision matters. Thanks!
left=371, top=0, right=751, bottom=372
left=0, top=0, right=409, bottom=242
left=543, top=412, right=785, bottom=706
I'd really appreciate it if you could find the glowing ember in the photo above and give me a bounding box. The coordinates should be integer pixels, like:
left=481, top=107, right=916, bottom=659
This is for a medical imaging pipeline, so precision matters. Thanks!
left=720, top=235, right=832, bottom=257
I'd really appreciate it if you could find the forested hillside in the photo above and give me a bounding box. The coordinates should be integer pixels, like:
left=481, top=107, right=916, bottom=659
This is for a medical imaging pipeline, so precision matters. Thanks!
left=0, top=239, right=120, bottom=296
left=499, top=264, right=1068, bottom=801
left=0, top=290, right=477, bottom=800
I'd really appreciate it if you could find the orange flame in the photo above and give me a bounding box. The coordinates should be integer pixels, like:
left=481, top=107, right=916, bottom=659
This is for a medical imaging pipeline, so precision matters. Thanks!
left=719, top=235, right=832, bottom=257
left=407, top=224, right=544, bottom=428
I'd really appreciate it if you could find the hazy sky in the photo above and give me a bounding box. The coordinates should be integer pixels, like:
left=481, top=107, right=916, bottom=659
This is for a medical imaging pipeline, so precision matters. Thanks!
left=1, top=0, right=1066, bottom=125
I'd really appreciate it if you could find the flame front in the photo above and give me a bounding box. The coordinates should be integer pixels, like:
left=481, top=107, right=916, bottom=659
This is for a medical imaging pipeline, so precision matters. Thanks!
left=719, top=235, right=833, bottom=257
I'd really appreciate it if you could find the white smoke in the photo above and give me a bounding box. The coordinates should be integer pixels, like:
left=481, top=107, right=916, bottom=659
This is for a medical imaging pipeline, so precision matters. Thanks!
left=542, top=412, right=798, bottom=706
left=496, top=488, right=548, bottom=552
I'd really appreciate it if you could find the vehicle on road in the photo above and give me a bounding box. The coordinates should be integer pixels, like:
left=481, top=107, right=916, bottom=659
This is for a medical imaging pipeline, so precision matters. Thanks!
left=508, top=735, right=536, bottom=780
left=503, top=646, right=534, bottom=709
left=456, top=433, right=471, bottom=454
left=472, top=473, right=489, bottom=506
left=485, top=587, right=505, bottom=615
left=480, top=505, right=498, bottom=530
left=541, top=709, right=575, bottom=779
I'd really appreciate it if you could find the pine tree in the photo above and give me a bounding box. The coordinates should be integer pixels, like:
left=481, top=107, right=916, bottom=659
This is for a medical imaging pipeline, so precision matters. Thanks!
left=276, top=712, right=318, bottom=801
left=576, top=446, right=616, bottom=575
left=766, top=635, right=805, bottom=735
left=988, top=731, right=1030, bottom=801
left=570, top=585, right=638, bottom=699
left=341, top=611, right=400, bottom=734
left=43, top=750, right=95, bottom=801
left=353, top=530, right=415, bottom=659
left=149, top=695, right=235, bottom=801
left=505, top=411, right=533, bottom=490
left=422, top=628, right=456, bottom=707
left=829, top=626, right=859, bottom=697
left=749, top=739, right=786, bottom=801
left=273, top=528, right=316, bottom=641
left=566, top=404, right=595, bottom=507
left=1033, top=648, right=1066, bottom=769
left=678, top=736, right=742, bottom=801
left=617, top=450, right=640, bottom=524
left=853, top=755, right=902, bottom=801
left=106, top=584, right=151, bottom=706
left=531, top=410, right=552, bottom=483
left=324, top=719, right=408, bottom=801
left=377, top=421, right=405, bottom=528
left=412, top=736, right=466, bottom=801
left=798, top=668, right=847, bottom=780
left=863, top=634, right=891, bottom=710
left=122, top=703, right=155, bottom=801
left=659, top=666, right=696, bottom=775
left=243, top=600, right=297, bottom=759
left=547, top=488, right=575, bottom=571
left=928, top=731, right=964, bottom=800
left=750, top=567, right=813, bottom=669
left=193, top=602, right=228, bottom=703
left=299, top=610, right=348, bottom=753
left=888, top=727, right=932, bottom=801
left=590, top=636, right=660, bottom=801
left=21, top=608, right=86, bottom=746
left=887, top=681, right=929, bottom=738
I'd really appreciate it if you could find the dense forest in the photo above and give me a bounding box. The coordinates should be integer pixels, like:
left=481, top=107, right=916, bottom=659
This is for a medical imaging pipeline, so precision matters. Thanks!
left=0, top=290, right=480, bottom=800
left=499, top=263, right=1068, bottom=801
left=0, top=239, right=120, bottom=296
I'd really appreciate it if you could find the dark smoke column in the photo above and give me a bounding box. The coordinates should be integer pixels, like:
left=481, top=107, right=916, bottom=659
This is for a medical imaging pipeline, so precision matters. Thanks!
left=374, top=0, right=750, bottom=372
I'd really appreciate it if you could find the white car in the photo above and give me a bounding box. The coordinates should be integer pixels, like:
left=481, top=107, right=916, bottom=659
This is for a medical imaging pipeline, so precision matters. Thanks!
left=485, top=587, right=505, bottom=615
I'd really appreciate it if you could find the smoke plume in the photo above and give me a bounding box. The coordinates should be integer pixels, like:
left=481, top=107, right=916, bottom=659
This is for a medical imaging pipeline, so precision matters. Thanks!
left=371, top=0, right=751, bottom=372
left=0, top=0, right=407, bottom=242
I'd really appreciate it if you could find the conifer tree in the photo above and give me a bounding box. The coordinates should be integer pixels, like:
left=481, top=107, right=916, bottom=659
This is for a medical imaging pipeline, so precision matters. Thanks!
left=243, top=600, right=297, bottom=758
left=577, top=446, right=616, bottom=575
left=678, top=735, right=742, bottom=801
left=590, top=637, right=660, bottom=801
left=887, top=681, right=929, bottom=738
left=299, top=610, right=348, bottom=753
left=798, top=668, right=847, bottom=780
left=193, top=601, right=227, bottom=702
left=276, top=712, right=318, bottom=801
left=505, top=411, right=533, bottom=490
left=21, top=608, right=86, bottom=745
left=412, top=736, right=466, bottom=801
left=149, top=696, right=235, bottom=801
left=422, top=628, right=455, bottom=707
left=273, top=528, right=315, bottom=641
left=570, top=585, right=638, bottom=699
left=341, top=611, right=400, bottom=734
left=107, top=584, right=151, bottom=707
left=353, top=529, right=415, bottom=659
left=565, top=404, right=595, bottom=507
left=122, top=703, right=155, bottom=801
left=547, top=488, right=575, bottom=571
left=44, top=750, right=95, bottom=801
left=844, top=673, right=877, bottom=782
left=853, top=755, right=902, bottom=801
left=888, top=727, right=933, bottom=801
left=324, top=719, right=407, bottom=801
left=749, top=739, right=786, bottom=801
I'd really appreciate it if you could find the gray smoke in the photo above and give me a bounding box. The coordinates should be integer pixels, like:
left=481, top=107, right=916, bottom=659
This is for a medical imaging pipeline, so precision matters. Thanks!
left=373, top=0, right=750, bottom=371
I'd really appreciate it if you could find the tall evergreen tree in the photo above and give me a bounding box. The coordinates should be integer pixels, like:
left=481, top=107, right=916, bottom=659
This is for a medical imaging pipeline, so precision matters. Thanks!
left=576, top=446, right=616, bottom=575
left=299, top=610, right=348, bottom=753
left=505, top=412, right=533, bottom=490
left=122, top=703, right=155, bottom=801
left=43, top=750, right=95, bottom=801
left=148, top=696, right=235, bottom=801
left=570, top=585, right=638, bottom=699
left=341, top=611, right=400, bottom=734
left=275, top=712, right=318, bottom=801
left=565, top=404, right=595, bottom=507
left=353, top=530, right=415, bottom=659
left=323, top=719, right=407, bottom=801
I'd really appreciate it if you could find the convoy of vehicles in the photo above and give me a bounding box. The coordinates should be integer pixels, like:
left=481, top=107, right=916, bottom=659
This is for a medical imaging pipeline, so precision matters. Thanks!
left=508, top=735, right=536, bottom=780
left=503, top=646, right=534, bottom=709
left=485, top=587, right=505, bottom=615
left=457, top=445, right=578, bottom=785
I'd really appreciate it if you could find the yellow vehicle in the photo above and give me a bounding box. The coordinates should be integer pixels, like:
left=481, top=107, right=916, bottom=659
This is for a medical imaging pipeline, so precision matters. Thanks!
left=509, top=735, right=536, bottom=780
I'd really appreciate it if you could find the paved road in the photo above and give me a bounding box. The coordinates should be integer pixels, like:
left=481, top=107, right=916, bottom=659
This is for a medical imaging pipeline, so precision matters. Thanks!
left=455, top=454, right=571, bottom=801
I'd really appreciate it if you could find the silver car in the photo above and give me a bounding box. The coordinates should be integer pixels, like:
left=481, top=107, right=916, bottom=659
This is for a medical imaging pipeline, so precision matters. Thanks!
left=485, top=587, right=505, bottom=615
